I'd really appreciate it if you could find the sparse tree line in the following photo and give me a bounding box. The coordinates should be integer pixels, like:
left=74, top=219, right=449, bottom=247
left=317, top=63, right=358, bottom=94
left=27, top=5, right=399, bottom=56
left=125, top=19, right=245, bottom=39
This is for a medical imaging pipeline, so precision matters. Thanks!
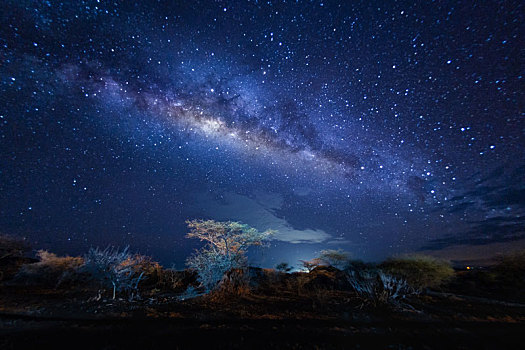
left=296, top=249, right=455, bottom=306
left=0, top=220, right=275, bottom=301
left=1, top=221, right=524, bottom=306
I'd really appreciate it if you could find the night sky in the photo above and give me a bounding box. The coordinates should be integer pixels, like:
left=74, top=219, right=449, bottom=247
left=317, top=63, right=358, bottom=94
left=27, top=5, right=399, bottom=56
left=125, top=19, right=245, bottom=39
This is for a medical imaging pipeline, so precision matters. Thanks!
left=1, top=0, right=523, bottom=267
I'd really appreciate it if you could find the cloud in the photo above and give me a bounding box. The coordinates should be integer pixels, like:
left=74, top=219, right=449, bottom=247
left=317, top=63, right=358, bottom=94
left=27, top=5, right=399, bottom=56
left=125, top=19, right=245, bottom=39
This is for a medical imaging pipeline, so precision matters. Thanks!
left=326, top=239, right=353, bottom=245
left=426, top=164, right=525, bottom=250
left=422, top=216, right=525, bottom=250
left=193, top=191, right=331, bottom=244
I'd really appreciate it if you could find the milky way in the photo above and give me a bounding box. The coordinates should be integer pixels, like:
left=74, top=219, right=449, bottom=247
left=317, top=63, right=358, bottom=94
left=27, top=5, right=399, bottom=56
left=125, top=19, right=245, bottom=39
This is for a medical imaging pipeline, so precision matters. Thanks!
left=1, top=1, right=523, bottom=266
left=70, top=61, right=424, bottom=192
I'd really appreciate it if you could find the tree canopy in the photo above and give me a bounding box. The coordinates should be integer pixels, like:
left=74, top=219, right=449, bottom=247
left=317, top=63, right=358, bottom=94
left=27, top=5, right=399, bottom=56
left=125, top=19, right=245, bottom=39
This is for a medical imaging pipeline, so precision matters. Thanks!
left=186, top=219, right=274, bottom=258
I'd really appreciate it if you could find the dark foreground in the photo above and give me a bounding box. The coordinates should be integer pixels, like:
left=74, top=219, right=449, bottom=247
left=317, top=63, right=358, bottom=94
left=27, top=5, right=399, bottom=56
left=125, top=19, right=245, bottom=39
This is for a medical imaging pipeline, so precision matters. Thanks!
left=1, top=313, right=523, bottom=350
left=2, top=244, right=525, bottom=349
left=0, top=284, right=524, bottom=350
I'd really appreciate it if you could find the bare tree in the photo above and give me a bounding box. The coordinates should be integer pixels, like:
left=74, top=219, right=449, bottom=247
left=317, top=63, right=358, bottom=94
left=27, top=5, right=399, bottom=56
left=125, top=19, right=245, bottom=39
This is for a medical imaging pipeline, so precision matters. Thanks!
left=83, top=246, right=145, bottom=300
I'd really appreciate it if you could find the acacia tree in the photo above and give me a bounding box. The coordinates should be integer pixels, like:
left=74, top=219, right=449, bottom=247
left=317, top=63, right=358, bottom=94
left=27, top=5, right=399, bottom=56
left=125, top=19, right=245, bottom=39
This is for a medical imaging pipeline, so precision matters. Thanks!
left=319, top=249, right=351, bottom=270
left=299, top=258, right=325, bottom=272
left=185, top=220, right=273, bottom=291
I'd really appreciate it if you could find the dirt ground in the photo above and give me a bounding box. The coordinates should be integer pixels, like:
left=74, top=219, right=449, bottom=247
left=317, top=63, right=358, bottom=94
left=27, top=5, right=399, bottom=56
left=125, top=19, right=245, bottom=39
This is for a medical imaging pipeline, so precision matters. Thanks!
left=0, top=284, right=524, bottom=349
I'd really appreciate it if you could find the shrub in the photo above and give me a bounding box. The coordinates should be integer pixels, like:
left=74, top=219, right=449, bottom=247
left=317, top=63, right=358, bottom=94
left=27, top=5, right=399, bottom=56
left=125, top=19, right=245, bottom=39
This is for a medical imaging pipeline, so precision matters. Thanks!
left=216, top=268, right=255, bottom=296
left=299, top=258, right=325, bottom=272
left=318, top=249, right=351, bottom=270
left=177, top=286, right=200, bottom=300
left=83, top=246, right=146, bottom=300
left=379, top=255, right=454, bottom=291
left=295, top=272, right=312, bottom=295
left=15, top=250, right=84, bottom=287
left=304, top=266, right=350, bottom=290
left=261, top=268, right=285, bottom=289
left=127, top=255, right=164, bottom=287
left=0, top=234, right=30, bottom=260
left=0, top=234, right=32, bottom=281
left=346, top=269, right=415, bottom=306
left=275, top=262, right=292, bottom=272
left=165, top=268, right=198, bottom=292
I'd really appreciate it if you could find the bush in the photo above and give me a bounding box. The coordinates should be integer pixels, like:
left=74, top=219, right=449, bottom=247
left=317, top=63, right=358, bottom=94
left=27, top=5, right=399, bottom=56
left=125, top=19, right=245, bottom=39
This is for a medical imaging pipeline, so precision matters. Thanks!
left=16, top=250, right=84, bottom=288
left=119, top=256, right=197, bottom=293
left=171, top=268, right=199, bottom=292
left=0, top=234, right=32, bottom=281
left=379, top=255, right=454, bottom=291
left=177, top=286, right=200, bottom=300
left=82, top=246, right=146, bottom=300
left=346, top=269, right=415, bottom=306
left=127, top=255, right=163, bottom=287
left=150, top=267, right=197, bottom=292
left=299, top=258, right=325, bottom=272
left=300, top=266, right=350, bottom=293
left=0, top=234, right=30, bottom=260
left=261, top=268, right=285, bottom=288
left=275, top=262, right=292, bottom=272
left=318, top=249, right=351, bottom=270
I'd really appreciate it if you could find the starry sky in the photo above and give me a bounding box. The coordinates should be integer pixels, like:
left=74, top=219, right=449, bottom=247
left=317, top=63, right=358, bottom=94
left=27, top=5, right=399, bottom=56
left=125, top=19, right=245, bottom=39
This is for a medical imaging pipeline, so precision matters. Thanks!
left=1, top=0, right=523, bottom=267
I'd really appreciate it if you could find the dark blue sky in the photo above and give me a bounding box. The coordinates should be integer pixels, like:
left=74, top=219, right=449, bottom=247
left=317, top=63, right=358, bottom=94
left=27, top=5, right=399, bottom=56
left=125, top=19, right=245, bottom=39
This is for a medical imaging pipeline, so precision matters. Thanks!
left=1, top=0, right=523, bottom=267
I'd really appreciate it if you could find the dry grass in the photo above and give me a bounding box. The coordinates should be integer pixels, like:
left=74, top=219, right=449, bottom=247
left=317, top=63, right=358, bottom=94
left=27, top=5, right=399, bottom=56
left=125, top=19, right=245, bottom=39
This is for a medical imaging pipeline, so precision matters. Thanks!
left=16, top=250, right=85, bottom=288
